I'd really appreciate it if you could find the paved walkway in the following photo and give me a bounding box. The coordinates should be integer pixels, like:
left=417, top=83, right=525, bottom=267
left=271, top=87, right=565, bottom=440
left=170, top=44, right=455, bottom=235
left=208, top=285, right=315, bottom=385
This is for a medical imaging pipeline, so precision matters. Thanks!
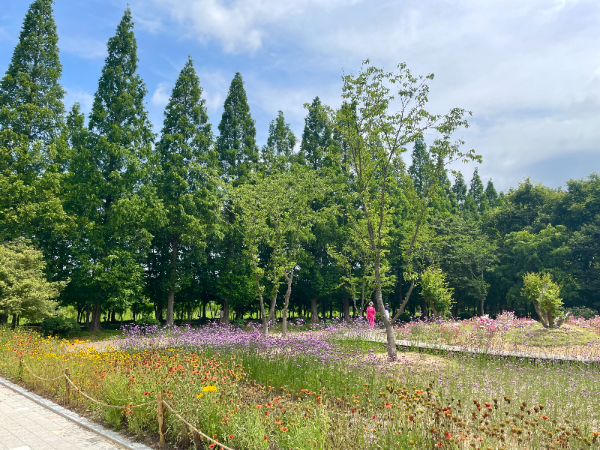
left=0, top=379, right=151, bottom=450
left=361, top=331, right=600, bottom=362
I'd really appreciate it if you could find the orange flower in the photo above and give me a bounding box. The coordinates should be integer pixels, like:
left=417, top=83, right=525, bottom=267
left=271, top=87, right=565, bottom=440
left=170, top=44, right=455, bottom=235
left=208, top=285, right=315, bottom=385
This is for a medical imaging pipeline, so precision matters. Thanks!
left=280, top=427, right=288, bottom=432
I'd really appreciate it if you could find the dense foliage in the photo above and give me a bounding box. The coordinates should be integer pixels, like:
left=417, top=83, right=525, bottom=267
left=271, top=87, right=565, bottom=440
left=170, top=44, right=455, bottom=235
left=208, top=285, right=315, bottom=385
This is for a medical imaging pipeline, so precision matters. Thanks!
left=1, top=1, right=600, bottom=329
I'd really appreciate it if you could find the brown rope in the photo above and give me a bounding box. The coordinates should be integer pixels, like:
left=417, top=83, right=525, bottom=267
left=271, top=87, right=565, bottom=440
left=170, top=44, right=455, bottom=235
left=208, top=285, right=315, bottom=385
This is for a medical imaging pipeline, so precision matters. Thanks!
left=23, top=364, right=66, bottom=382
left=162, top=400, right=235, bottom=450
left=23, top=362, right=238, bottom=448
left=65, top=377, right=154, bottom=410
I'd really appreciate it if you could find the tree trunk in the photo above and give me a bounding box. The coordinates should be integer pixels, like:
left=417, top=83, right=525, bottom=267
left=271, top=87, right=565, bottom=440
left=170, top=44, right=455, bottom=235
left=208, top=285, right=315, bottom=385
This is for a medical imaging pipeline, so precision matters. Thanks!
left=311, top=298, right=318, bottom=324
left=11, top=314, right=17, bottom=330
left=0, top=314, right=7, bottom=325
left=202, top=302, right=206, bottom=319
left=267, top=291, right=277, bottom=322
left=421, top=297, right=428, bottom=318
left=90, top=301, right=102, bottom=332
left=369, top=251, right=397, bottom=359
left=343, top=295, right=350, bottom=321
left=533, top=284, right=550, bottom=328
left=222, top=300, right=230, bottom=325
left=166, top=234, right=179, bottom=327
left=85, top=304, right=90, bottom=328
left=479, top=297, right=485, bottom=316
left=282, top=268, right=295, bottom=338
left=110, top=310, right=116, bottom=323
left=187, top=305, right=192, bottom=323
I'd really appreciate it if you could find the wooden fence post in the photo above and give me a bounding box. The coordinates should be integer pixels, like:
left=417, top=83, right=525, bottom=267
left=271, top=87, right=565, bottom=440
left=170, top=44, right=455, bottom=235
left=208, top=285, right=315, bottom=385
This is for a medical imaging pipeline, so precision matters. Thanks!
left=157, top=391, right=166, bottom=447
left=64, top=368, right=70, bottom=405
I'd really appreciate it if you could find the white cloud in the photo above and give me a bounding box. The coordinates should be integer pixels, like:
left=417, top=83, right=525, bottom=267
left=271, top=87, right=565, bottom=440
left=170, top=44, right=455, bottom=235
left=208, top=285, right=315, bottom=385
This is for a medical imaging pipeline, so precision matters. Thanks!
left=139, top=0, right=600, bottom=189
left=151, top=82, right=171, bottom=107
left=145, top=0, right=359, bottom=53
left=64, top=87, right=94, bottom=115
left=61, top=36, right=107, bottom=60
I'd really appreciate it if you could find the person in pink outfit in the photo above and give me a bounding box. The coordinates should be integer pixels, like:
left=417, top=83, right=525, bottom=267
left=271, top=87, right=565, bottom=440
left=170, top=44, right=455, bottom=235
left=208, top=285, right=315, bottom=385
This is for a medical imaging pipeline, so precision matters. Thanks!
left=366, top=302, right=376, bottom=329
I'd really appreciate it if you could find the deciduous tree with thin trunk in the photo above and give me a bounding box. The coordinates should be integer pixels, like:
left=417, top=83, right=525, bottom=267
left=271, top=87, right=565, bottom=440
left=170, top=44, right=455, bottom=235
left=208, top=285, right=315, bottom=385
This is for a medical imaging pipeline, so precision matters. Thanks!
left=323, top=61, right=478, bottom=360
left=229, top=166, right=321, bottom=336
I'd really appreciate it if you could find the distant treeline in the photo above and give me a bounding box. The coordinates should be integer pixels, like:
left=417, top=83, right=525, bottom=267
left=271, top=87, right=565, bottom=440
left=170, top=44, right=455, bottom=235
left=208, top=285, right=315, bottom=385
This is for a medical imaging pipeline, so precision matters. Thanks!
left=1, top=1, right=598, bottom=329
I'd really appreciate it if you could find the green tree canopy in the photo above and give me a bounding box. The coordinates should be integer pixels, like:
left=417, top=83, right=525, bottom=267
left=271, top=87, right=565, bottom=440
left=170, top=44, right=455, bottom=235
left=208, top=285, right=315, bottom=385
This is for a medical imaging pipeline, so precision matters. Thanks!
left=0, top=238, right=66, bottom=324
left=216, top=72, right=258, bottom=183
left=153, top=56, right=217, bottom=326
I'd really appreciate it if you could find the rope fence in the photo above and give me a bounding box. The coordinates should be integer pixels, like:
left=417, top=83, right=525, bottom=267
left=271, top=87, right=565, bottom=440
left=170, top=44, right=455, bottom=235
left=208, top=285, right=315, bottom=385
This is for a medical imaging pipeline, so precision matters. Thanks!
left=21, top=362, right=233, bottom=449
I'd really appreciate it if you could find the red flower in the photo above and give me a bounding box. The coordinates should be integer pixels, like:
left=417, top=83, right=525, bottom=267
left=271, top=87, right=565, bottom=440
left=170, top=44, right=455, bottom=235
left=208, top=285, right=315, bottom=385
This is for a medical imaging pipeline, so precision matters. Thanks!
left=229, top=434, right=234, bottom=439
left=264, top=435, right=268, bottom=441
left=436, top=442, right=443, bottom=447
left=542, top=415, right=549, bottom=420
left=209, top=445, right=215, bottom=449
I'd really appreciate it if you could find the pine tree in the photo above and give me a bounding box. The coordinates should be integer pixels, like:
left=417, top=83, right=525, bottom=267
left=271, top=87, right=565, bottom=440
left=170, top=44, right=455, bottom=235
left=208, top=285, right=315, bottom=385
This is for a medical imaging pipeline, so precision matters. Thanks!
left=0, top=0, right=68, bottom=248
left=452, top=172, right=467, bottom=209
left=0, top=0, right=65, bottom=150
left=213, top=72, right=258, bottom=324
left=469, top=167, right=486, bottom=213
left=485, top=179, right=499, bottom=208
left=408, top=136, right=432, bottom=197
left=300, top=96, right=331, bottom=171
left=216, top=72, right=258, bottom=183
left=155, top=56, right=215, bottom=326
left=262, top=110, right=296, bottom=170
left=67, top=9, right=158, bottom=331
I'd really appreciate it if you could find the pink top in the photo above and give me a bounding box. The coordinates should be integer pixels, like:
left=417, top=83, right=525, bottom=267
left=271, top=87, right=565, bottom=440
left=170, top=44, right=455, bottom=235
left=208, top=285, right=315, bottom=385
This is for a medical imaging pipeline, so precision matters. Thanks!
left=366, top=306, right=376, bottom=320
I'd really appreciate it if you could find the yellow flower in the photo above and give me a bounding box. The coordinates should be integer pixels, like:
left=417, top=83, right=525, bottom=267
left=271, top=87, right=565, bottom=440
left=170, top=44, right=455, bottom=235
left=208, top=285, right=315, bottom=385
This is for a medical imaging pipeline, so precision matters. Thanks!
left=196, top=393, right=204, bottom=398
left=202, top=385, right=218, bottom=393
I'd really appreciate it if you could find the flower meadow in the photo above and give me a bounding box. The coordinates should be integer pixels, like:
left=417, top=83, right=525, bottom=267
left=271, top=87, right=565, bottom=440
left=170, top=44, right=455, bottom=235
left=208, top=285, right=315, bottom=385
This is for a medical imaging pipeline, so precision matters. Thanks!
left=0, top=319, right=600, bottom=449
left=395, top=312, right=600, bottom=359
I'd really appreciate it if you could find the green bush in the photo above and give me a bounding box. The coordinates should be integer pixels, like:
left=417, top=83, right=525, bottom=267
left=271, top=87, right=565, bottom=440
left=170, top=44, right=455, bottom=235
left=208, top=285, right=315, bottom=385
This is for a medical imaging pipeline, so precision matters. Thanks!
left=41, top=316, right=80, bottom=336
left=567, top=306, right=598, bottom=320
left=396, top=312, right=412, bottom=323
left=232, top=318, right=246, bottom=329
left=135, top=315, right=160, bottom=327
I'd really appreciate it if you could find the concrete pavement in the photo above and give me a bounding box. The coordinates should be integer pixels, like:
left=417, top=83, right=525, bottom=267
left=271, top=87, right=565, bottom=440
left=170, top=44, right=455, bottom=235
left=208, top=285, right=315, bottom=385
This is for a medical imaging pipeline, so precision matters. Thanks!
left=0, top=380, right=151, bottom=450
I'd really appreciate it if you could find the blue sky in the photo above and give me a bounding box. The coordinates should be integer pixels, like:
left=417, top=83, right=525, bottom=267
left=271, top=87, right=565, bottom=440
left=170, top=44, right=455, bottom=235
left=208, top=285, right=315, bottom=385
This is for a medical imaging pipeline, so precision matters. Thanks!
left=1, top=0, right=599, bottom=191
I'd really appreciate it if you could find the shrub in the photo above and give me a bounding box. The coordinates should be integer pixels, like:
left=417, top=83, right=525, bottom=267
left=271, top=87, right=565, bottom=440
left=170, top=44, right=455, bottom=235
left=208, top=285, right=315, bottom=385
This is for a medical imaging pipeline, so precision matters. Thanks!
left=41, top=316, right=79, bottom=336
left=567, top=306, right=598, bottom=320
left=522, top=272, right=565, bottom=328
left=420, top=267, right=454, bottom=317
left=135, top=315, right=160, bottom=327
left=232, top=318, right=246, bottom=329
left=396, top=312, right=412, bottom=323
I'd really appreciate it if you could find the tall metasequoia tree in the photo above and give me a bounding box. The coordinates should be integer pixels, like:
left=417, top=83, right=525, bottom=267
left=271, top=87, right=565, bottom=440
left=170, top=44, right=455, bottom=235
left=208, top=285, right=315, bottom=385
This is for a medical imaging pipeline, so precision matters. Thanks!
left=214, top=72, right=258, bottom=324
left=408, top=136, right=431, bottom=197
left=0, top=0, right=67, bottom=242
left=452, top=172, right=467, bottom=209
left=299, top=96, right=340, bottom=324
left=301, top=96, right=331, bottom=171
left=485, top=179, right=499, bottom=207
left=0, top=0, right=65, bottom=147
left=155, top=56, right=215, bottom=327
left=262, top=110, right=296, bottom=171
left=216, top=72, right=258, bottom=183
left=469, top=167, right=486, bottom=213
left=68, top=9, right=159, bottom=331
